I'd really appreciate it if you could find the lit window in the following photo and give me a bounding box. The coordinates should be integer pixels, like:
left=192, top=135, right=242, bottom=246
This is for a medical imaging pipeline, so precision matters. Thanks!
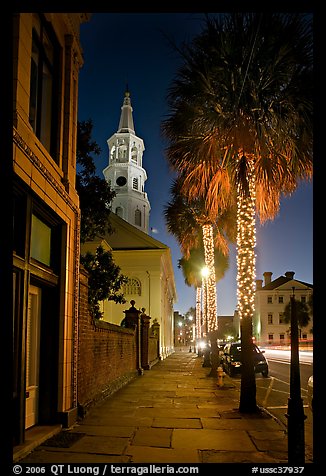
left=30, top=214, right=51, bottom=266
left=123, top=277, right=141, bottom=295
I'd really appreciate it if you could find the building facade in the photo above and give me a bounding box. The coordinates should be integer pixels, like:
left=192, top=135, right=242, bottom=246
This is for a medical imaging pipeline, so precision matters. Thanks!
left=103, top=89, right=151, bottom=234
left=99, top=213, right=177, bottom=359
left=13, top=13, right=89, bottom=444
left=253, top=271, right=313, bottom=346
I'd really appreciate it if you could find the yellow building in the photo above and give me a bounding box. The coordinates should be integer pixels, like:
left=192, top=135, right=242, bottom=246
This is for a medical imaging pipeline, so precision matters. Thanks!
left=13, top=13, right=89, bottom=446
left=84, top=213, right=177, bottom=359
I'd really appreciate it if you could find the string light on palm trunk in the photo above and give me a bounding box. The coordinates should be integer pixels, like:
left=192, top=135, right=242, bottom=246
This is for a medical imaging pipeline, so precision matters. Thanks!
left=202, top=224, right=218, bottom=333
left=201, top=273, right=207, bottom=337
left=236, top=157, right=256, bottom=321
left=196, top=286, right=202, bottom=339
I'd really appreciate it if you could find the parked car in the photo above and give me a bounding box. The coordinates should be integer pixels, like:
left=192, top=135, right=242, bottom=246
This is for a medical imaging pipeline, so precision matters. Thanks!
left=220, top=342, right=269, bottom=377
left=307, top=375, right=313, bottom=412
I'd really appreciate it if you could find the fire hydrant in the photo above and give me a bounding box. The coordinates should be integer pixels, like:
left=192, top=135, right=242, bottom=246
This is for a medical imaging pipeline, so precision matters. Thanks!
left=217, top=366, right=225, bottom=387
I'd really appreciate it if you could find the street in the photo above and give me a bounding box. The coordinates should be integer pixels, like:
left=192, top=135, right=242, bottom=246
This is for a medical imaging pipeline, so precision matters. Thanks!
left=227, top=348, right=313, bottom=462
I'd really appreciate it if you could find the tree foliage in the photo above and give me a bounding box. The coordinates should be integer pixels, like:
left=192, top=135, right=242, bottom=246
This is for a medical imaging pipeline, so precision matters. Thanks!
left=77, top=119, right=116, bottom=243
left=77, top=119, right=127, bottom=318
left=81, top=246, right=128, bottom=320
left=283, top=298, right=311, bottom=330
left=162, top=12, right=312, bottom=413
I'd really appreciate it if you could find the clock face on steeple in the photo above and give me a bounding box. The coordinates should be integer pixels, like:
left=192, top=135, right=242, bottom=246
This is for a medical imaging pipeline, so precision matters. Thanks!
left=116, top=176, right=127, bottom=186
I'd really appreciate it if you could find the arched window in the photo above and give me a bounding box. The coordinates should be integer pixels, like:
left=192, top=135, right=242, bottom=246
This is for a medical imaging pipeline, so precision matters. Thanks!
left=123, top=277, right=141, bottom=296
left=131, top=145, right=138, bottom=163
left=110, top=145, right=116, bottom=161
left=135, top=208, right=141, bottom=226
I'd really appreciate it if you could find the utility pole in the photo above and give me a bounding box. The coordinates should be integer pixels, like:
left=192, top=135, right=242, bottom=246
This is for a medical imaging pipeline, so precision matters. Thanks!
left=286, top=288, right=306, bottom=463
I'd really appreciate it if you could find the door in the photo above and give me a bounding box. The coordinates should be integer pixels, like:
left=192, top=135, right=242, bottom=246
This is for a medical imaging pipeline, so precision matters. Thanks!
left=25, top=285, right=41, bottom=429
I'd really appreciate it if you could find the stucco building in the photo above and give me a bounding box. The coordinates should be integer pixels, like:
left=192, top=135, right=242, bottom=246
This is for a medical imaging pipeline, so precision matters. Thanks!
left=13, top=13, right=89, bottom=445
left=98, top=211, right=177, bottom=359
left=253, top=271, right=313, bottom=346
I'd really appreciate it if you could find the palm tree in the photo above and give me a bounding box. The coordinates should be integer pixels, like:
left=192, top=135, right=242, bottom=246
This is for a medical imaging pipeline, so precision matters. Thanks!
left=162, top=13, right=312, bottom=412
left=283, top=299, right=311, bottom=335
left=164, top=178, right=236, bottom=374
left=178, top=245, right=230, bottom=347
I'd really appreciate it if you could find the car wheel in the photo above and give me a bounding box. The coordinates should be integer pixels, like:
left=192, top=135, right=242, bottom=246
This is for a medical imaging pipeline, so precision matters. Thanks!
left=262, top=370, right=269, bottom=377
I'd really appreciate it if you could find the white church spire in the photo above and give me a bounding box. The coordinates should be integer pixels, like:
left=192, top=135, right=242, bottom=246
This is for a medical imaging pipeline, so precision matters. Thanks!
left=103, top=88, right=151, bottom=234
left=118, top=87, right=135, bottom=134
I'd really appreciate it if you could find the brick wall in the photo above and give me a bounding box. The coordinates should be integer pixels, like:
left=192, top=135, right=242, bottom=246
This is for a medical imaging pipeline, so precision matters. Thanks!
left=77, top=267, right=138, bottom=415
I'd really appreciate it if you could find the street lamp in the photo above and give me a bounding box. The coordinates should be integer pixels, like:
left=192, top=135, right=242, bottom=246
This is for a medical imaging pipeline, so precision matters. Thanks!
left=286, top=288, right=306, bottom=463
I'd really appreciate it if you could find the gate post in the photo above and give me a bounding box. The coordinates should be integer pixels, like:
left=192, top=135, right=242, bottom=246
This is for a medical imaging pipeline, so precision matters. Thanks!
left=151, top=319, right=160, bottom=361
left=123, top=300, right=143, bottom=375
left=140, top=308, right=151, bottom=370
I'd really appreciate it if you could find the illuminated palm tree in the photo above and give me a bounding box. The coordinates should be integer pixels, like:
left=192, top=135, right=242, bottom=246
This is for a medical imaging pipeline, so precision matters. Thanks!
left=162, top=13, right=312, bottom=412
left=178, top=245, right=230, bottom=345
left=164, top=177, right=236, bottom=374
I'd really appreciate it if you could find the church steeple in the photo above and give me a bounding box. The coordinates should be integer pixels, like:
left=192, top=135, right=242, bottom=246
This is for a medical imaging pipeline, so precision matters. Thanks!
left=118, top=87, right=135, bottom=134
left=103, top=89, right=151, bottom=234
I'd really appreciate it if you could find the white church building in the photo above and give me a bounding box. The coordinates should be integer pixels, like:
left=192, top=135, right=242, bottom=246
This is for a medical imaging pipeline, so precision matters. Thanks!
left=103, top=89, right=151, bottom=234
left=84, top=89, right=177, bottom=359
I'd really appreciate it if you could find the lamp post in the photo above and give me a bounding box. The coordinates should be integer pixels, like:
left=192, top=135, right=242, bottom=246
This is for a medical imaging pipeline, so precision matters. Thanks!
left=286, top=288, right=306, bottom=463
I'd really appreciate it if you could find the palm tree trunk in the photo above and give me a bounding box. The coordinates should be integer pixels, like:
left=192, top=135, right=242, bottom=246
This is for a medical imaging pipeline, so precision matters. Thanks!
left=195, top=286, right=201, bottom=354
left=202, top=223, right=219, bottom=376
left=237, top=157, right=258, bottom=412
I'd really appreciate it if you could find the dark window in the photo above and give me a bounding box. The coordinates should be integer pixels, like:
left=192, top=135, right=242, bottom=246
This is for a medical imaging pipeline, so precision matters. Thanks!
left=29, top=14, right=59, bottom=160
left=135, top=209, right=141, bottom=226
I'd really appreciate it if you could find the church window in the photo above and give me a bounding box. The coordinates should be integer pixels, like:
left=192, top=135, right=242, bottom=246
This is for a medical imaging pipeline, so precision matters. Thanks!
left=131, top=145, right=138, bottom=162
left=123, top=277, right=141, bottom=296
left=135, top=209, right=141, bottom=226
left=118, top=145, right=127, bottom=161
left=133, top=177, right=138, bottom=190
left=110, top=145, right=116, bottom=161
left=115, top=207, right=123, bottom=218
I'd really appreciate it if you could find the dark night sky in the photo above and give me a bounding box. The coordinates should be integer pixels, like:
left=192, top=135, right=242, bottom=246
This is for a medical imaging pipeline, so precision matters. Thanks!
left=77, top=12, right=313, bottom=316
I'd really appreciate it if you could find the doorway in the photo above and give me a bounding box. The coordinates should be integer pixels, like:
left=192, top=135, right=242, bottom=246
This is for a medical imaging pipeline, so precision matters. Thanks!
left=25, top=285, right=41, bottom=429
